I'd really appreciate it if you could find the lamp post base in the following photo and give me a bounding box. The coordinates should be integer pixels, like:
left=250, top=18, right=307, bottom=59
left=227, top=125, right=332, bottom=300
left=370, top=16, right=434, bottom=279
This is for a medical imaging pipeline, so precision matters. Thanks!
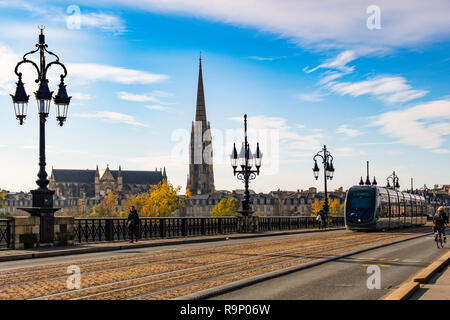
left=31, top=189, right=55, bottom=208
left=18, top=207, right=60, bottom=244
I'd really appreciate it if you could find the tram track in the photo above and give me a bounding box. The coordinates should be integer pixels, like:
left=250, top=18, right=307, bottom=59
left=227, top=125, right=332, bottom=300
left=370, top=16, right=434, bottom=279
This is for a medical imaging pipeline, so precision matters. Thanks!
left=0, top=232, right=344, bottom=286
left=0, top=229, right=424, bottom=300
left=2, top=233, right=368, bottom=298
left=33, top=233, right=386, bottom=300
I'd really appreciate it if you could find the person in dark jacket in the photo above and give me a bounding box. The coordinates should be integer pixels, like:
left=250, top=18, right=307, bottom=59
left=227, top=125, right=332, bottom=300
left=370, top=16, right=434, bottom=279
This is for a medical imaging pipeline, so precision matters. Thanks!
left=127, top=206, right=140, bottom=243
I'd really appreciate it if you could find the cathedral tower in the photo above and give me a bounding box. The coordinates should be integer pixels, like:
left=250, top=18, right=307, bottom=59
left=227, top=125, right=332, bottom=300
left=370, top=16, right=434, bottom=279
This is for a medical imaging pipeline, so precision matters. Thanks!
left=186, top=55, right=215, bottom=195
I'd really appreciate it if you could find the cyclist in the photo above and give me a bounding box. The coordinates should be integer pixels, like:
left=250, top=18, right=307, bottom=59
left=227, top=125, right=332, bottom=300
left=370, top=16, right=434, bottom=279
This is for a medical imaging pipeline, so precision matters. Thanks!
left=433, top=206, right=448, bottom=243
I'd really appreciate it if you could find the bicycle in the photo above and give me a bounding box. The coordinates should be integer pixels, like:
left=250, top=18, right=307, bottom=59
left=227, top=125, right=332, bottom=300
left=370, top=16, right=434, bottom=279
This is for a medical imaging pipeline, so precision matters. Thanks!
left=435, top=225, right=446, bottom=249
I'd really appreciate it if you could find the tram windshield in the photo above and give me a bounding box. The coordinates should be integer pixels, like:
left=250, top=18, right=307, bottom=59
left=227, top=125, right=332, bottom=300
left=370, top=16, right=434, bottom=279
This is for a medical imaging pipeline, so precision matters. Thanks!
left=346, top=188, right=375, bottom=223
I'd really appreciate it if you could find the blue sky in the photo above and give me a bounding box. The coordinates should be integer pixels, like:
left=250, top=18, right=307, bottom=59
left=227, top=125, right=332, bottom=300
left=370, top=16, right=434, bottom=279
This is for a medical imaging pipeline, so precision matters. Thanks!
left=0, top=0, right=449, bottom=194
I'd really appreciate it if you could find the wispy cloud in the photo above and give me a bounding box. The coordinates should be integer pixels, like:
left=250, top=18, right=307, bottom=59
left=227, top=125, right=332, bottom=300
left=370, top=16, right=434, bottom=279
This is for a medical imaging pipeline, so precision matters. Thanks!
left=73, top=12, right=127, bottom=35
left=336, top=125, right=360, bottom=137
left=371, top=99, right=450, bottom=150
left=73, top=111, right=148, bottom=127
left=0, top=0, right=127, bottom=34
left=327, top=76, right=428, bottom=104
left=149, top=90, right=174, bottom=98
left=297, top=92, right=325, bottom=102
left=228, top=115, right=323, bottom=152
left=249, top=55, right=286, bottom=61
left=304, top=50, right=356, bottom=73
left=117, top=91, right=162, bottom=102
left=145, top=105, right=169, bottom=112
left=71, top=92, right=95, bottom=100
left=432, top=149, right=450, bottom=154
left=68, top=63, right=168, bottom=85
left=105, top=0, right=450, bottom=51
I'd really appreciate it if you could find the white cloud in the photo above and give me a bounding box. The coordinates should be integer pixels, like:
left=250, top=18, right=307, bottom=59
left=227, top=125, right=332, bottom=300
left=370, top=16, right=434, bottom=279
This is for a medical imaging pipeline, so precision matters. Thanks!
left=100, top=0, right=450, bottom=51
left=75, top=13, right=127, bottom=34
left=304, top=50, right=356, bottom=73
left=150, top=90, right=174, bottom=98
left=318, top=71, right=347, bottom=85
left=73, top=111, right=148, bottom=127
left=117, top=91, right=161, bottom=102
left=249, top=56, right=286, bottom=61
left=371, top=99, right=450, bottom=149
left=336, top=125, right=360, bottom=137
left=68, top=63, right=168, bottom=85
left=432, top=149, right=450, bottom=154
left=145, top=105, right=169, bottom=112
left=0, top=43, right=20, bottom=94
left=71, top=92, right=94, bottom=100
left=228, top=115, right=323, bottom=151
left=334, top=148, right=355, bottom=157
left=328, top=76, right=428, bottom=104
left=0, top=1, right=126, bottom=34
left=297, top=92, right=324, bottom=102
left=0, top=41, right=169, bottom=99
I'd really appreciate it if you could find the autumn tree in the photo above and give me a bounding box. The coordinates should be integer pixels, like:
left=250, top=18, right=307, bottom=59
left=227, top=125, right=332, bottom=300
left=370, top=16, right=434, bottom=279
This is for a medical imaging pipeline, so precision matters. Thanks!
left=143, top=180, right=185, bottom=217
left=119, top=193, right=145, bottom=217
left=311, top=197, right=344, bottom=217
left=0, top=191, right=9, bottom=218
left=212, top=198, right=239, bottom=217
left=90, top=191, right=118, bottom=217
left=311, top=199, right=323, bottom=216
left=0, top=191, right=5, bottom=210
left=329, top=198, right=340, bottom=215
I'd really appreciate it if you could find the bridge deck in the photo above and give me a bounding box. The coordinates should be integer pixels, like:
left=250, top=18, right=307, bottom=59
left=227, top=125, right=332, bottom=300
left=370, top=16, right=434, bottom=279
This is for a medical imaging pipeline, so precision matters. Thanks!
left=0, top=227, right=431, bottom=300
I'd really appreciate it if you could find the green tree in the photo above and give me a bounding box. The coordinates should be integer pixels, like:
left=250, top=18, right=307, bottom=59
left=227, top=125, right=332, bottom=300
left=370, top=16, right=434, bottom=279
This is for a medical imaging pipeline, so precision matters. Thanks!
left=212, top=198, right=239, bottom=217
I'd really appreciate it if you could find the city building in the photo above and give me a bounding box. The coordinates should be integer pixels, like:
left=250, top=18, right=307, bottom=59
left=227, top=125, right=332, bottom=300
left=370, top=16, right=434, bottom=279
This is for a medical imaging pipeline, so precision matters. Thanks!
left=49, top=165, right=167, bottom=199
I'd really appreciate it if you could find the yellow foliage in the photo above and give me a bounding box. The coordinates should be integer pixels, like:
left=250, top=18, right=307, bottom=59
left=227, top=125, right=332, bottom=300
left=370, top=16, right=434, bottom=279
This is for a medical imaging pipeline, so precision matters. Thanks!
left=212, top=198, right=239, bottom=217
left=329, top=198, right=340, bottom=215
left=90, top=191, right=118, bottom=217
left=0, top=191, right=5, bottom=209
left=311, top=197, right=343, bottom=216
left=311, top=199, right=323, bottom=216
left=185, top=189, right=192, bottom=198
left=123, top=180, right=185, bottom=217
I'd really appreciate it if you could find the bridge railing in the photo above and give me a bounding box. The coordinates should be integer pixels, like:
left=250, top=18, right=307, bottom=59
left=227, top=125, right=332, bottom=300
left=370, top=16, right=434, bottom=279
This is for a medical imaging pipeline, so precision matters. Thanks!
left=74, top=217, right=239, bottom=243
left=258, top=216, right=345, bottom=232
left=0, top=218, right=12, bottom=249
left=74, top=216, right=345, bottom=244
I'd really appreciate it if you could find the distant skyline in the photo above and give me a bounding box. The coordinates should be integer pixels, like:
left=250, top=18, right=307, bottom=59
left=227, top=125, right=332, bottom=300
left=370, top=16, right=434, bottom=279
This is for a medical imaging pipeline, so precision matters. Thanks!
left=0, top=0, right=449, bottom=194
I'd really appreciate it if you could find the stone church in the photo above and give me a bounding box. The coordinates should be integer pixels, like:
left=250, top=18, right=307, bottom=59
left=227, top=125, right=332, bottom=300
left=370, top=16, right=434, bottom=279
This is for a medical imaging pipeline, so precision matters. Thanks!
left=186, top=56, right=215, bottom=195
left=49, top=165, right=167, bottom=199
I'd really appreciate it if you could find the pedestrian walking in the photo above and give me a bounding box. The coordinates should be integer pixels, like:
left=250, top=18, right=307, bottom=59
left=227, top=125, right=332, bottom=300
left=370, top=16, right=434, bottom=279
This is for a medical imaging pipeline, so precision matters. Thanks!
left=316, top=211, right=323, bottom=230
left=127, top=206, right=140, bottom=243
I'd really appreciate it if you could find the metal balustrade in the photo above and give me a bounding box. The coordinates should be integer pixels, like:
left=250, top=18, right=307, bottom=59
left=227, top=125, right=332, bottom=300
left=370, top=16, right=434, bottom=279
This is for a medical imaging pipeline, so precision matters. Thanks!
left=0, top=219, right=12, bottom=248
left=74, top=217, right=239, bottom=244
left=74, top=216, right=345, bottom=244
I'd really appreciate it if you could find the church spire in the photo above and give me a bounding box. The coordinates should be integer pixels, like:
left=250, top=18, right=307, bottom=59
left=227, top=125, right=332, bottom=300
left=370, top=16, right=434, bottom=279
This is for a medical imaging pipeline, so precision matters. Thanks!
left=195, top=53, right=207, bottom=123
left=187, top=55, right=215, bottom=195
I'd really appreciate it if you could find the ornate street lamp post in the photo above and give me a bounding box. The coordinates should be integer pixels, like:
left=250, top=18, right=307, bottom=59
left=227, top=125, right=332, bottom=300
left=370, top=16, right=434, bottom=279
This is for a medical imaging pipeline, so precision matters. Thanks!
left=386, top=171, right=400, bottom=190
left=313, top=145, right=334, bottom=227
left=359, top=161, right=377, bottom=186
left=10, top=27, right=71, bottom=244
left=230, top=114, right=262, bottom=216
